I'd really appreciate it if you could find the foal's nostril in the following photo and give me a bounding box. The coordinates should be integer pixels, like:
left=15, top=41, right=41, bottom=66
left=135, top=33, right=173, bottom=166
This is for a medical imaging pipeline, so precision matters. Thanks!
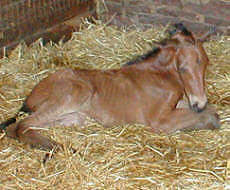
left=189, top=95, right=208, bottom=113
left=192, top=102, right=198, bottom=111
left=191, top=102, right=204, bottom=113
left=192, top=102, right=198, bottom=109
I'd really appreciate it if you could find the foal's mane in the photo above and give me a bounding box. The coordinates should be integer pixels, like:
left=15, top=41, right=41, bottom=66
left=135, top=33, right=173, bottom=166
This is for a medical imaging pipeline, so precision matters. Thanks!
left=125, top=47, right=161, bottom=66
left=124, top=23, right=192, bottom=67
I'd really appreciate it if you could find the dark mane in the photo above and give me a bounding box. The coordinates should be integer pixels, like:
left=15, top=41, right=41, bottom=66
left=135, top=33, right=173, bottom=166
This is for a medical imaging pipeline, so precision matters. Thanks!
left=124, top=23, right=191, bottom=67
left=124, top=47, right=160, bottom=66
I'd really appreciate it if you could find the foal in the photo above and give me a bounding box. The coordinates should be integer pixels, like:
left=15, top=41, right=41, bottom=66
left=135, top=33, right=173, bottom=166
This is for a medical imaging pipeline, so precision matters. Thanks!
left=0, top=23, right=220, bottom=151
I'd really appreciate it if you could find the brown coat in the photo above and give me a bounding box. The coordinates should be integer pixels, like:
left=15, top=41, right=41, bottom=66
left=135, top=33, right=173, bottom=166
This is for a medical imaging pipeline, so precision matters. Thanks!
left=1, top=23, right=220, bottom=152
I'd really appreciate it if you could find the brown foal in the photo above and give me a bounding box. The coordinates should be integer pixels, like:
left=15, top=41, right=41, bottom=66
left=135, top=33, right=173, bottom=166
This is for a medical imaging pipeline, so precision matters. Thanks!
left=0, top=23, right=220, bottom=151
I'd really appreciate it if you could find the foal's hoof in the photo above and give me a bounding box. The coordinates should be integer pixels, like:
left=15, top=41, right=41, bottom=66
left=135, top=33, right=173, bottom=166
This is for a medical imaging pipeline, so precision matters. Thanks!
left=42, top=146, right=77, bottom=164
left=200, top=111, right=221, bottom=130
left=209, top=113, right=221, bottom=129
left=43, top=152, right=54, bottom=164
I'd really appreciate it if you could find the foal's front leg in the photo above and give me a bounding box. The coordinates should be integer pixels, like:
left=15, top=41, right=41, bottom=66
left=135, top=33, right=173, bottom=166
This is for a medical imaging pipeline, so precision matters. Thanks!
left=153, top=106, right=220, bottom=134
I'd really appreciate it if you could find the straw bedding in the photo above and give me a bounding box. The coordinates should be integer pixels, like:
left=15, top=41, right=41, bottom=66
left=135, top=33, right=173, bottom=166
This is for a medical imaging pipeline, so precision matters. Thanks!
left=0, top=22, right=229, bottom=189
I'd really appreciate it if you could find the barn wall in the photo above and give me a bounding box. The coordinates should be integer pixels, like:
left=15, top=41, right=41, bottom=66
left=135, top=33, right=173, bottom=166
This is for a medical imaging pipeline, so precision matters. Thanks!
left=101, top=0, right=230, bottom=34
left=1, top=0, right=229, bottom=58
left=0, top=0, right=96, bottom=57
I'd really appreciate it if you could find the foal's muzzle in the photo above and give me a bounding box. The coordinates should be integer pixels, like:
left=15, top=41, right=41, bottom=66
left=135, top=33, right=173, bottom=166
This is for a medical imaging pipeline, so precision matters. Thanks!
left=189, top=95, right=208, bottom=113
left=191, top=101, right=207, bottom=112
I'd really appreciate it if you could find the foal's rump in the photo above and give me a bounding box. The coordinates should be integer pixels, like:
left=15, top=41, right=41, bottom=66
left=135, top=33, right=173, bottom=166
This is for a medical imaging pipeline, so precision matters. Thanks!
left=25, top=69, right=92, bottom=113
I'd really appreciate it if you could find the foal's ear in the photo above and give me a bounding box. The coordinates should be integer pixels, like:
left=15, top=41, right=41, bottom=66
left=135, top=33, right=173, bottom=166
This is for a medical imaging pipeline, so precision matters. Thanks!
left=198, top=26, right=216, bottom=42
left=167, top=23, right=192, bottom=37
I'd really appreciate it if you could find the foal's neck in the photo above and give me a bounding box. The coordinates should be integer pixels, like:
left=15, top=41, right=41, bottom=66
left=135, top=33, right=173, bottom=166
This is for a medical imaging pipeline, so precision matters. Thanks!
left=125, top=46, right=177, bottom=73
left=123, top=46, right=184, bottom=87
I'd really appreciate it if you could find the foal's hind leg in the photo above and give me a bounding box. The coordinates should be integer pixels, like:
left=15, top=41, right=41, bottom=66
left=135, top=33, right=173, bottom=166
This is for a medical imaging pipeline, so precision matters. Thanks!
left=153, top=105, right=220, bottom=134
left=6, top=73, right=92, bottom=150
left=5, top=113, right=63, bottom=151
left=5, top=105, right=86, bottom=151
left=5, top=122, right=61, bottom=151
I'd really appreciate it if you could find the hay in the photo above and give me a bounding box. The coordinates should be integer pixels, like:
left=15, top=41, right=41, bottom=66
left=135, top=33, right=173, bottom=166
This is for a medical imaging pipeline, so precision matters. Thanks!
left=0, top=22, right=229, bottom=189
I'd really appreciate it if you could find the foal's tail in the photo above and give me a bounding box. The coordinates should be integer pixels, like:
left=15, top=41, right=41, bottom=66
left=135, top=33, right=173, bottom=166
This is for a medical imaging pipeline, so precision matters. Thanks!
left=0, top=117, right=17, bottom=131
left=0, top=103, right=31, bottom=131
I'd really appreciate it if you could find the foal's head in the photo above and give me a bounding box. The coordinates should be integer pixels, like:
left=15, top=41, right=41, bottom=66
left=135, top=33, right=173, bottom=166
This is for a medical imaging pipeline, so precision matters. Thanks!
left=169, top=23, right=215, bottom=112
